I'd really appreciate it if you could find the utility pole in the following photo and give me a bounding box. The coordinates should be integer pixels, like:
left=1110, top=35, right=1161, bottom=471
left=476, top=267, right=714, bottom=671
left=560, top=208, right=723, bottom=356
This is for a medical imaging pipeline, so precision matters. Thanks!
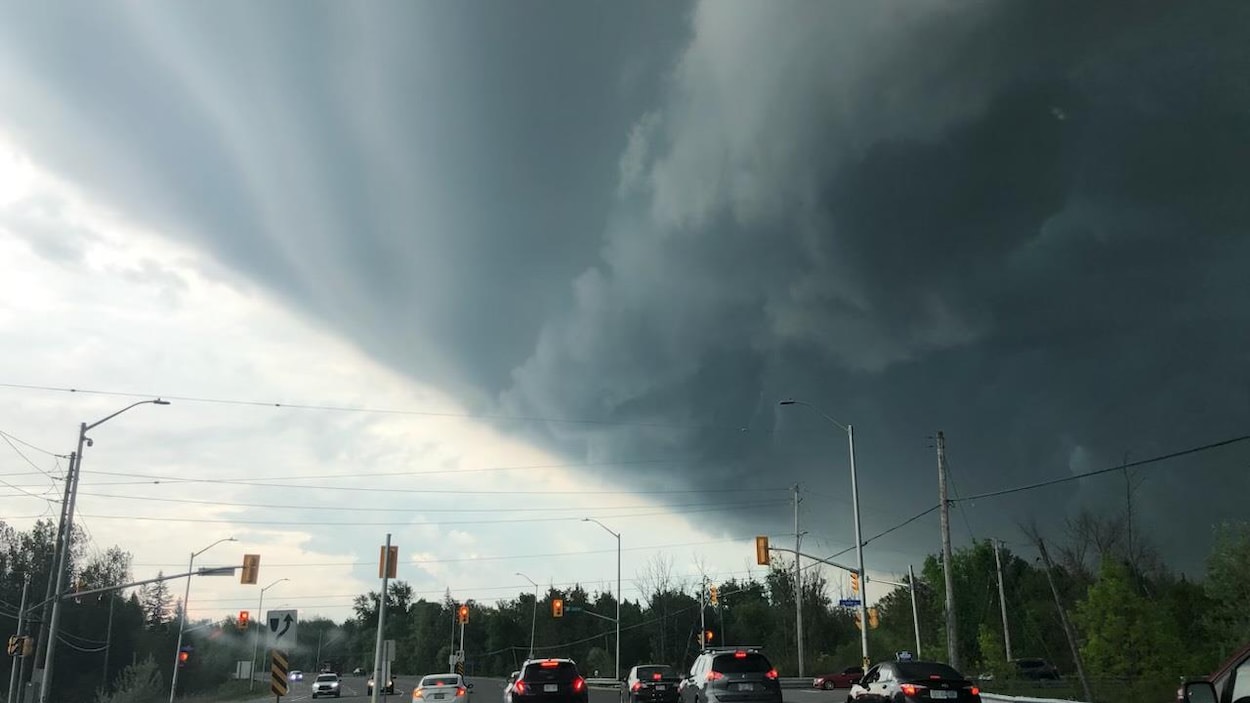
left=31, top=451, right=75, bottom=703
left=1122, top=451, right=1134, bottom=568
left=793, top=484, right=805, bottom=678
left=936, top=431, right=959, bottom=669
left=699, top=576, right=707, bottom=644
left=1036, top=538, right=1093, bottom=703
left=908, top=565, right=921, bottom=658
left=371, top=533, right=391, bottom=703
left=101, top=593, right=115, bottom=691
left=992, top=540, right=1013, bottom=662
left=8, top=578, right=29, bottom=703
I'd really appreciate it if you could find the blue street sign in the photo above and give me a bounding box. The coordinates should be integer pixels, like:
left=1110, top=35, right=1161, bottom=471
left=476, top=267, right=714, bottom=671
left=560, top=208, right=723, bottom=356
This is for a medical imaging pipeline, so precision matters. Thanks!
left=838, top=599, right=862, bottom=608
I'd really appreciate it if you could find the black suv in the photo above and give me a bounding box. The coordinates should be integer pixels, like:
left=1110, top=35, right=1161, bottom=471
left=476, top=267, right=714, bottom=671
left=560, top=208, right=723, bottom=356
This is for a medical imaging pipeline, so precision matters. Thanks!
left=623, top=665, right=681, bottom=703
left=511, top=659, right=589, bottom=703
left=1011, top=658, right=1060, bottom=680
left=681, top=648, right=781, bottom=703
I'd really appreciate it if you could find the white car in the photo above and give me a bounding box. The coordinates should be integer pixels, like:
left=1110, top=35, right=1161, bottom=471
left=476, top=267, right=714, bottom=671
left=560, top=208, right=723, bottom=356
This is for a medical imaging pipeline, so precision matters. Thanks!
left=414, top=673, right=473, bottom=703
left=290, top=670, right=304, bottom=683
left=312, top=672, right=342, bottom=699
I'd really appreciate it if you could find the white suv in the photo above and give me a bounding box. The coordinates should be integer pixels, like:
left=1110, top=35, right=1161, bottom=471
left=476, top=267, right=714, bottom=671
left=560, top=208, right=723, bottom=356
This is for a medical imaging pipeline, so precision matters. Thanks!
left=312, top=672, right=342, bottom=698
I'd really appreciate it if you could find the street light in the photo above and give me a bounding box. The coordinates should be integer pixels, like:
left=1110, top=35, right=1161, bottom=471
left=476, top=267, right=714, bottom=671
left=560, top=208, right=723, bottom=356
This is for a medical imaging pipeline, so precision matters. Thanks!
left=779, top=398, right=869, bottom=670
left=582, top=518, right=621, bottom=681
left=170, top=537, right=237, bottom=703
left=515, top=573, right=539, bottom=658
left=39, top=398, right=169, bottom=703
left=251, top=578, right=290, bottom=692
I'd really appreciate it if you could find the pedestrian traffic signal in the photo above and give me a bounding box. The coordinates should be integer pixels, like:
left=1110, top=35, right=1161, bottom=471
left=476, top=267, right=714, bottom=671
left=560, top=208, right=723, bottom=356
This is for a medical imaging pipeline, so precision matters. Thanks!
left=458, top=604, right=470, bottom=624
left=241, top=554, right=260, bottom=585
left=703, top=630, right=716, bottom=645
left=551, top=598, right=564, bottom=618
left=709, top=586, right=719, bottom=606
left=868, top=607, right=879, bottom=629
left=850, top=572, right=859, bottom=594
left=754, top=536, right=770, bottom=565
left=238, top=611, right=250, bottom=630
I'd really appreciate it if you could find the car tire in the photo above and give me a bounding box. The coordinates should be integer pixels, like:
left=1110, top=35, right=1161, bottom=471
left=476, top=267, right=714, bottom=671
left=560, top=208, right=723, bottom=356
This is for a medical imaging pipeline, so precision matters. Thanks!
left=822, top=682, right=834, bottom=690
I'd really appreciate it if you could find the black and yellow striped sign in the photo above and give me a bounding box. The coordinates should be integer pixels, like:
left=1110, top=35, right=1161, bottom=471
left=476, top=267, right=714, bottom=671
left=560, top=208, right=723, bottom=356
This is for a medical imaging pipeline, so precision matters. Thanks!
left=271, top=649, right=289, bottom=696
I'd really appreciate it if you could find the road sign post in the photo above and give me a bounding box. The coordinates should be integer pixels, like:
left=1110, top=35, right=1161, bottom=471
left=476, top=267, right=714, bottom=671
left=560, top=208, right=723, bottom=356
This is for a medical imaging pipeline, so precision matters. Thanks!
left=271, top=648, right=289, bottom=698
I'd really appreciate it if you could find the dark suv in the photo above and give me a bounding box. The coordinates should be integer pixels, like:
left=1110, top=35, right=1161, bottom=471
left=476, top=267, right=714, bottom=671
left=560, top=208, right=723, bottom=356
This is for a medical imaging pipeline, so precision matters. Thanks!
left=681, top=648, right=781, bottom=703
left=624, top=665, right=681, bottom=703
left=1011, top=658, right=1060, bottom=681
left=511, top=659, right=589, bottom=703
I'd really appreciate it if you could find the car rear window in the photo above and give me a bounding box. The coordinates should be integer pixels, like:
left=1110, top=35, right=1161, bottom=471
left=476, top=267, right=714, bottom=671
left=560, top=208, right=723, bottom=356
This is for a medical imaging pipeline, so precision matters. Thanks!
left=896, top=663, right=965, bottom=680
left=524, top=661, right=579, bottom=682
left=316, top=674, right=338, bottom=682
left=712, top=653, right=772, bottom=674
left=637, top=666, right=677, bottom=680
left=422, top=676, right=461, bottom=687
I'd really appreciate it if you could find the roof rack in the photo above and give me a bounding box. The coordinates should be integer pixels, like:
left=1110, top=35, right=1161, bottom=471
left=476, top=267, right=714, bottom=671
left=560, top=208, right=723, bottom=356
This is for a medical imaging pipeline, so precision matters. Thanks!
left=700, top=646, right=764, bottom=654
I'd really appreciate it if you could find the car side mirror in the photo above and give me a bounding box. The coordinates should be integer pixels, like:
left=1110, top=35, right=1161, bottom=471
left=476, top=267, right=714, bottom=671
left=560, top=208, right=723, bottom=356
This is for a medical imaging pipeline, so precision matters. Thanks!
left=1180, top=681, right=1217, bottom=703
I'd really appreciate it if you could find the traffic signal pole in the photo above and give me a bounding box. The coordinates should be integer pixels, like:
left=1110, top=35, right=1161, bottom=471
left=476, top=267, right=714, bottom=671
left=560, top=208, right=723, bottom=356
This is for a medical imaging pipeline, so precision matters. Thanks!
left=7, top=577, right=29, bottom=703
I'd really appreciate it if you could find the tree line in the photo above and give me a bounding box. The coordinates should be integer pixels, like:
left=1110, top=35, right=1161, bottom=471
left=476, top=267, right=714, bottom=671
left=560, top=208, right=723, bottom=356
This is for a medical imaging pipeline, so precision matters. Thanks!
left=1, top=514, right=1246, bottom=702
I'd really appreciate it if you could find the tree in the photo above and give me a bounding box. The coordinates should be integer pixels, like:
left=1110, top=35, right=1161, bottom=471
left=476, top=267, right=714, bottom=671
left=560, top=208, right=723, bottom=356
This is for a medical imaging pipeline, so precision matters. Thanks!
left=1204, top=522, right=1250, bottom=660
left=138, top=573, right=172, bottom=629
left=95, top=656, right=164, bottom=703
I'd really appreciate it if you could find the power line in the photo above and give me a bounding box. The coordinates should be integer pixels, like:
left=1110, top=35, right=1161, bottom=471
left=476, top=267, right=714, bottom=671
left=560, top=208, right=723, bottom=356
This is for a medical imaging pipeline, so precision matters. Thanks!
left=954, top=434, right=1250, bottom=502
left=0, top=428, right=68, bottom=459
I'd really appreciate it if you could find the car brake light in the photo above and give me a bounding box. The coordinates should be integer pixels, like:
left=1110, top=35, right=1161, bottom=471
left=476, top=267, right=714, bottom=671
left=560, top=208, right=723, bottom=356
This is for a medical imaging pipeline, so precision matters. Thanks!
left=513, top=681, right=526, bottom=694
left=542, top=661, right=560, bottom=668
left=573, top=677, right=586, bottom=692
left=765, top=669, right=778, bottom=680
left=900, top=684, right=926, bottom=696
left=653, top=673, right=663, bottom=681
left=706, top=671, right=725, bottom=682
left=969, top=686, right=980, bottom=696
left=734, top=651, right=747, bottom=658
left=458, top=686, right=467, bottom=696
left=414, top=688, right=425, bottom=699
left=632, top=682, right=642, bottom=692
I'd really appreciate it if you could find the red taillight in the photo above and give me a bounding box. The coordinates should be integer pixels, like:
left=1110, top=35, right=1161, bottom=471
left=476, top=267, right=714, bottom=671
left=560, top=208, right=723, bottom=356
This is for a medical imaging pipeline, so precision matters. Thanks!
left=900, top=683, right=925, bottom=696
left=765, top=669, right=779, bottom=680
left=414, top=689, right=425, bottom=699
left=969, top=686, right=980, bottom=696
left=652, top=673, right=662, bottom=681
left=734, top=651, right=747, bottom=658
left=631, top=682, right=642, bottom=692
left=457, top=687, right=467, bottom=696
left=706, top=671, right=725, bottom=682
left=513, top=681, right=526, bottom=694
left=573, top=677, right=586, bottom=692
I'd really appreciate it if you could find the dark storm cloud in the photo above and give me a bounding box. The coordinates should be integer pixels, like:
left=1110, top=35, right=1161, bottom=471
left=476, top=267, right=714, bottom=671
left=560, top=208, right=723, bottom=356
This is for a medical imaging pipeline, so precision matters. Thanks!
left=500, top=0, right=1250, bottom=572
left=2, top=1, right=1248, bottom=574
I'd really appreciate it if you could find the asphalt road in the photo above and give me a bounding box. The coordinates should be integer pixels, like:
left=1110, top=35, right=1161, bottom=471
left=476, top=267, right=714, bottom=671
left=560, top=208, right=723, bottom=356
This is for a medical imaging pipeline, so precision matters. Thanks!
left=233, top=676, right=850, bottom=703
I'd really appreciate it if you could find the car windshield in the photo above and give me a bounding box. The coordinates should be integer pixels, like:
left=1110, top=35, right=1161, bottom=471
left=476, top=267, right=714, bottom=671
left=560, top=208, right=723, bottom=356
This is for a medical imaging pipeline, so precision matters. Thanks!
left=316, top=674, right=337, bottom=683
left=422, top=676, right=461, bottom=687
left=896, top=663, right=965, bottom=681
left=637, top=666, right=676, bottom=680
left=712, top=653, right=772, bottom=674
left=524, top=661, right=578, bottom=682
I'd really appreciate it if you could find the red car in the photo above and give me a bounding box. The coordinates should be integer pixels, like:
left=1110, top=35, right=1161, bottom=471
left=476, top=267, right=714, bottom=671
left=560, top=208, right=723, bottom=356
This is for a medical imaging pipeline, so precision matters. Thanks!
left=812, top=667, right=863, bottom=690
left=1176, top=641, right=1250, bottom=703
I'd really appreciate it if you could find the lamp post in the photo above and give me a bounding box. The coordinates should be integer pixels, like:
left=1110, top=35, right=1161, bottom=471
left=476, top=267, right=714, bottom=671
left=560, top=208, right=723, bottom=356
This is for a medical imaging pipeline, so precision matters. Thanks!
left=169, top=537, right=236, bottom=703
left=582, top=518, right=621, bottom=681
left=251, top=578, right=289, bottom=691
left=779, top=399, right=869, bottom=670
left=515, top=573, right=539, bottom=658
left=39, top=398, right=169, bottom=703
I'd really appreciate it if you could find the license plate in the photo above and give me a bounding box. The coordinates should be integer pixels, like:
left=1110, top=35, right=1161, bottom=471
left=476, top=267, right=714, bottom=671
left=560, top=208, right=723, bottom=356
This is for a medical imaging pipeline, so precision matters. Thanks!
left=931, top=691, right=957, bottom=699
left=656, top=685, right=666, bottom=691
left=434, top=695, right=446, bottom=699
left=733, top=684, right=753, bottom=691
left=544, top=684, right=559, bottom=693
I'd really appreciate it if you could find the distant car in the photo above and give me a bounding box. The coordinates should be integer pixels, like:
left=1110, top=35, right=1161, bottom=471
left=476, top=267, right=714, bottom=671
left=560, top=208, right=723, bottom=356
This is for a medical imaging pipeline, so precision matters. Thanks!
left=623, top=664, right=681, bottom=703
left=812, top=667, right=863, bottom=690
left=291, top=670, right=304, bottom=683
left=680, top=648, right=781, bottom=703
left=369, top=673, right=396, bottom=696
left=312, top=673, right=342, bottom=699
left=849, top=661, right=980, bottom=702
left=1176, top=641, right=1250, bottom=703
left=510, top=658, right=588, bottom=703
left=354, top=667, right=365, bottom=677
left=1010, top=658, right=1060, bottom=680
left=415, top=673, right=473, bottom=703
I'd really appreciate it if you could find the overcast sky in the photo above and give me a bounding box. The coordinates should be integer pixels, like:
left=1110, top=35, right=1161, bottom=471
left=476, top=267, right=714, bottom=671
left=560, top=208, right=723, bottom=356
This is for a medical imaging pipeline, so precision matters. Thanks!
left=2, top=0, right=1248, bottom=626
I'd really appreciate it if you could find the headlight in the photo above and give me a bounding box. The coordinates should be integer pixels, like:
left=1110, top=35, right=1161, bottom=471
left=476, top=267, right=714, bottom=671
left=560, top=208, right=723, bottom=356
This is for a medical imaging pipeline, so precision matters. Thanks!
left=330, top=682, right=339, bottom=687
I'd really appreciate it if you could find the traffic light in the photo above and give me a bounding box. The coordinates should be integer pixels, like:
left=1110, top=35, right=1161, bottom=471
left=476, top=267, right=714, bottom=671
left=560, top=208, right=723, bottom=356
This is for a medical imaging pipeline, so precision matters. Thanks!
left=551, top=598, right=564, bottom=618
left=457, top=604, right=470, bottom=624
left=754, top=536, right=770, bottom=565
left=853, top=612, right=862, bottom=631
left=709, top=586, right=719, bottom=606
left=7, top=636, right=19, bottom=656
left=703, top=630, right=716, bottom=646
left=240, top=554, right=260, bottom=585
left=238, top=611, right=250, bottom=630
left=178, top=646, right=192, bottom=668
left=868, top=607, right=879, bottom=629
left=850, top=571, right=859, bottom=594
